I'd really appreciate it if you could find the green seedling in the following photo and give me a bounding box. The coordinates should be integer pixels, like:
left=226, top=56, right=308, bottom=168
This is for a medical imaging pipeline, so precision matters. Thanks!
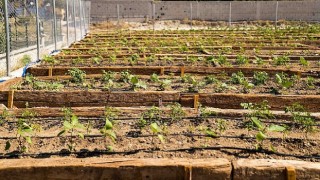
left=273, top=55, right=290, bottom=66
left=235, top=54, right=249, bottom=65
left=129, top=76, right=147, bottom=91
left=253, top=71, right=269, bottom=85
left=299, top=57, right=309, bottom=67
left=150, top=122, right=165, bottom=145
left=167, top=103, right=185, bottom=123
left=68, top=68, right=86, bottom=84
left=158, top=79, right=171, bottom=91
left=58, top=114, right=85, bottom=152
left=285, top=103, right=315, bottom=138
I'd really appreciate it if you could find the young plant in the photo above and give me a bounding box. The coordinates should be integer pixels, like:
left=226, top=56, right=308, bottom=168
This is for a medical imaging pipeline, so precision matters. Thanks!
left=158, top=79, right=171, bottom=91
left=167, top=103, right=185, bottom=123
left=275, top=72, right=294, bottom=89
left=250, top=116, right=286, bottom=150
left=235, top=54, right=249, bottom=65
left=42, top=55, right=59, bottom=66
left=150, top=122, right=165, bottom=146
left=10, top=105, right=39, bottom=153
left=299, top=57, right=309, bottom=67
left=91, top=56, right=102, bottom=65
left=128, top=53, right=139, bottom=65
left=253, top=71, right=269, bottom=85
left=306, top=76, right=315, bottom=89
left=100, top=107, right=118, bottom=148
left=120, top=70, right=133, bottom=83
left=285, top=103, right=315, bottom=138
left=231, top=71, right=245, bottom=84
left=101, top=70, right=115, bottom=82
left=150, top=73, right=160, bottom=83
left=273, top=55, right=290, bottom=66
left=204, top=75, right=219, bottom=85
left=68, top=68, right=86, bottom=84
left=58, top=113, right=86, bottom=152
left=137, top=106, right=162, bottom=128
left=109, top=54, right=117, bottom=64
left=129, top=76, right=147, bottom=91
left=72, top=57, right=84, bottom=65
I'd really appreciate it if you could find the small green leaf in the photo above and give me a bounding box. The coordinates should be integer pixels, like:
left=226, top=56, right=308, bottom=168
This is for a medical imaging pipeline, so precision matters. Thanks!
left=63, top=121, right=72, bottom=129
left=158, top=134, right=165, bottom=143
left=71, top=115, right=79, bottom=126
left=205, top=129, right=217, bottom=138
left=78, top=133, right=84, bottom=139
left=251, top=117, right=264, bottom=130
left=256, top=131, right=267, bottom=142
left=130, top=76, right=139, bottom=84
left=150, top=122, right=161, bottom=133
left=5, top=141, right=11, bottom=151
left=107, top=131, right=117, bottom=142
left=268, top=125, right=286, bottom=132
left=25, top=136, right=32, bottom=144
left=270, top=144, right=277, bottom=152
left=105, top=119, right=113, bottom=129
left=75, top=123, right=85, bottom=129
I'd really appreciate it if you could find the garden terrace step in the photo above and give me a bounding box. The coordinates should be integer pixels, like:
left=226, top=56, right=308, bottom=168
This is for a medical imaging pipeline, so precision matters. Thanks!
left=0, top=158, right=319, bottom=180
left=0, top=90, right=319, bottom=111
left=0, top=158, right=231, bottom=180
left=55, top=53, right=320, bottom=61
left=67, top=45, right=318, bottom=51
left=26, top=66, right=308, bottom=77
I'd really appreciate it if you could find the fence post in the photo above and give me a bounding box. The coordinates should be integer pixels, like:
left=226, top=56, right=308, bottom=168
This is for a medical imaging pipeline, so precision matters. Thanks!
left=53, top=0, right=57, bottom=50
left=35, top=0, right=40, bottom=60
left=3, top=0, right=11, bottom=76
left=72, top=0, right=76, bottom=42
left=79, top=0, right=83, bottom=38
left=229, top=2, right=232, bottom=27
left=66, top=0, right=69, bottom=45
left=275, top=1, right=279, bottom=28
left=190, top=2, right=193, bottom=29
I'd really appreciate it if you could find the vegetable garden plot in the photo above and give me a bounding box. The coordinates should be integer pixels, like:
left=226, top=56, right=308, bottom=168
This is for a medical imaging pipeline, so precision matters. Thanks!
left=0, top=24, right=319, bottom=160
left=0, top=106, right=319, bottom=160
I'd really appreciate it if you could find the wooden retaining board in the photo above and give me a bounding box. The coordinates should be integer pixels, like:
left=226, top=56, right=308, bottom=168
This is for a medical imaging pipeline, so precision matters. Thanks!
left=0, top=90, right=319, bottom=111
left=26, top=66, right=308, bottom=77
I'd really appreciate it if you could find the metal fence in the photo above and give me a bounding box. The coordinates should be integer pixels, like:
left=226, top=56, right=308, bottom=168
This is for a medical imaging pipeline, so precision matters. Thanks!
left=0, top=0, right=91, bottom=77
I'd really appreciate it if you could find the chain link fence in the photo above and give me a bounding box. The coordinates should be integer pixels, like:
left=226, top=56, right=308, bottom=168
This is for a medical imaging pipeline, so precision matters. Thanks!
left=0, top=0, right=91, bottom=77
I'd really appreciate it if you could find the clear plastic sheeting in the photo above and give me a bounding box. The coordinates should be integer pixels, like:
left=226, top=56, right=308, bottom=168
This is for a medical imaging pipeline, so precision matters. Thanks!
left=0, top=0, right=90, bottom=77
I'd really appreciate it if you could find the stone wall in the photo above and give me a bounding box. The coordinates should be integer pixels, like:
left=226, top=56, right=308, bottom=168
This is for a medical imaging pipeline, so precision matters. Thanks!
left=90, top=0, right=320, bottom=22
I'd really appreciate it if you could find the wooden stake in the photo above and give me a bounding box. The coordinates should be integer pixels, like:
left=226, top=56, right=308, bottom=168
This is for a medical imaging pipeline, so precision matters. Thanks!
left=48, top=67, right=53, bottom=77
left=184, top=166, right=192, bottom=180
left=7, top=90, right=14, bottom=108
left=180, top=66, right=185, bottom=77
left=286, top=166, right=296, bottom=180
left=194, top=94, right=199, bottom=109
left=160, top=67, right=165, bottom=76
left=297, top=71, right=301, bottom=79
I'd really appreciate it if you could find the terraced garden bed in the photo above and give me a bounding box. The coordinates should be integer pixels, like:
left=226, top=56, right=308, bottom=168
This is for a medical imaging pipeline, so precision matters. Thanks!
left=0, top=24, right=319, bottom=163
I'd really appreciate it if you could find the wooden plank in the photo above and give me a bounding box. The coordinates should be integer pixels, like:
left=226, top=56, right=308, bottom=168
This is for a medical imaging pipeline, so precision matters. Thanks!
left=7, top=90, right=14, bottom=108
left=286, top=166, right=296, bottom=180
